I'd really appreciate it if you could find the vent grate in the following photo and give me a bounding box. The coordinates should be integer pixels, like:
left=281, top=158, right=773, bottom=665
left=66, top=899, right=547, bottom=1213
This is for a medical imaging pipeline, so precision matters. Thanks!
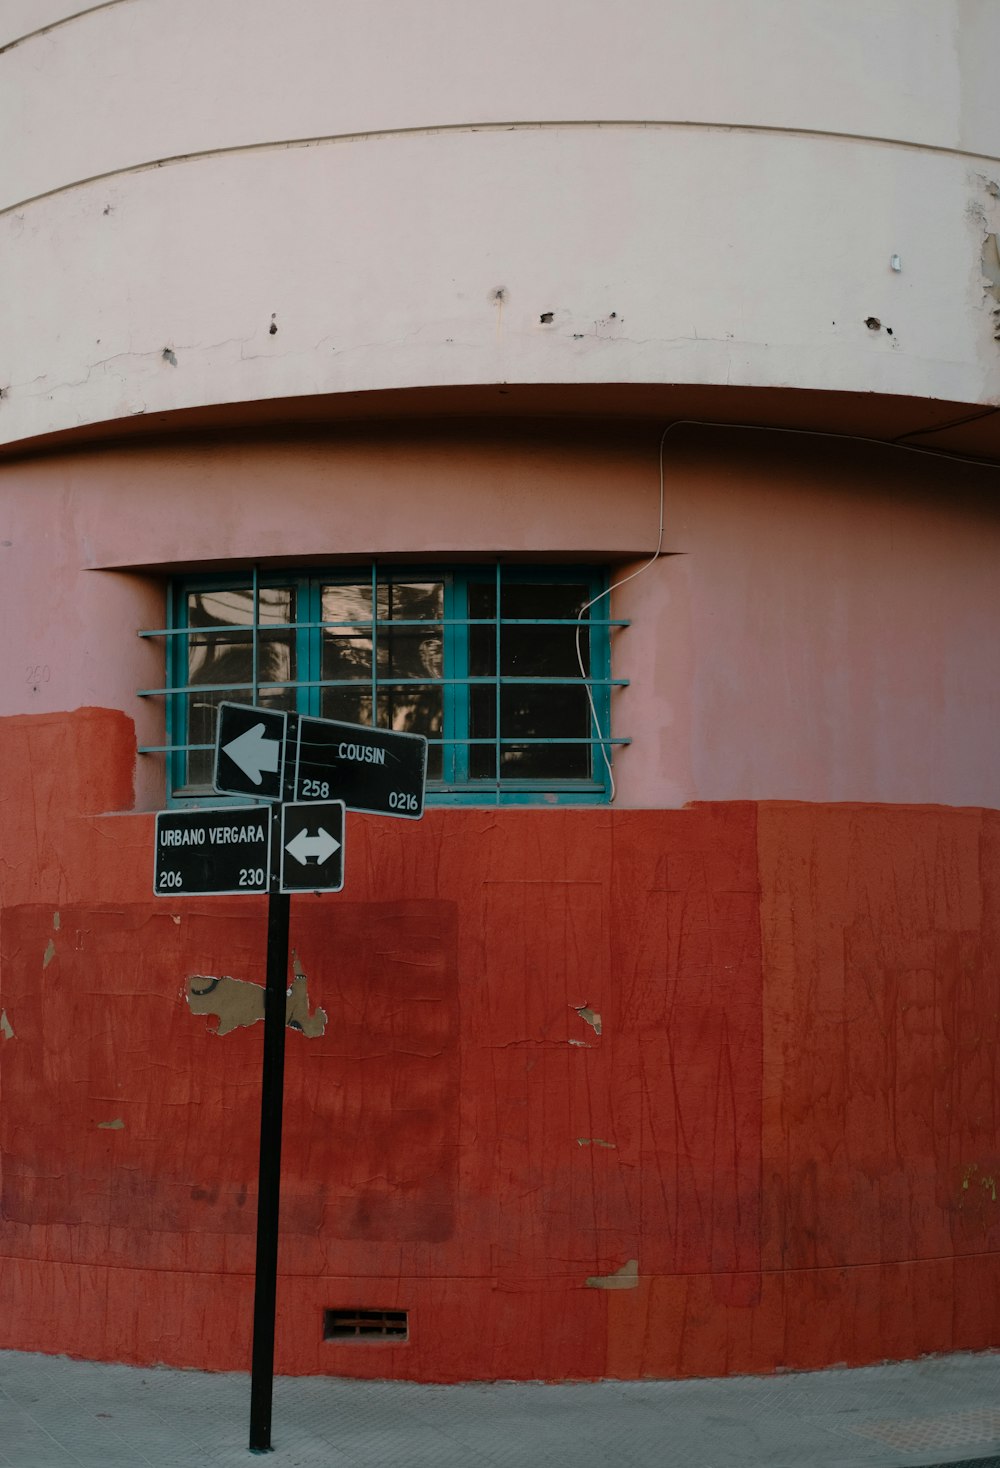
left=323, top=1308, right=408, bottom=1342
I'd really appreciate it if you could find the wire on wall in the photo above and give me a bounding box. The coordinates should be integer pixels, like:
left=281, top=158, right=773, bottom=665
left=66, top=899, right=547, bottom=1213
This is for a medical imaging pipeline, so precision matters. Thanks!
left=579, top=416, right=1000, bottom=805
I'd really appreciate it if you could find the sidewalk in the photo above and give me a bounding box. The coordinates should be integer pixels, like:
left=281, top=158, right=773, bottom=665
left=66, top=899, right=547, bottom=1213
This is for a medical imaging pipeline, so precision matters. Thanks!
left=2, top=1348, right=1000, bottom=1468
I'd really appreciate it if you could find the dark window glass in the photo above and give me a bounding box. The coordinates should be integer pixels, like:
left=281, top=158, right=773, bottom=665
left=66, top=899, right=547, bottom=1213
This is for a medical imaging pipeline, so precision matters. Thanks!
left=469, top=581, right=591, bottom=781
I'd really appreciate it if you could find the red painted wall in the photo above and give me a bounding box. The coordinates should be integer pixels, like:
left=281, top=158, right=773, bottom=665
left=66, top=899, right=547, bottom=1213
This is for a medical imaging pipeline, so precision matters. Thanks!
left=2, top=708, right=998, bottom=1379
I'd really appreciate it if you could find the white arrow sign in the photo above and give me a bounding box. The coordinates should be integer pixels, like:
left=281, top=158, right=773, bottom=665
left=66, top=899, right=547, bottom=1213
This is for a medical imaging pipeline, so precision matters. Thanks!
left=284, top=827, right=341, bottom=866
left=223, top=723, right=281, bottom=786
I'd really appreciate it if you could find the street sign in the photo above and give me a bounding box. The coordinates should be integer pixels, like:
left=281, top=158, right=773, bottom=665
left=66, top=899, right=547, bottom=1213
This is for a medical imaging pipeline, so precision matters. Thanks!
left=279, top=800, right=345, bottom=893
left=158, top=710, right=369, bottom=1453
left=176, top=698, right=424, bottom=1450
left=214, top=703, right=287, bottom=801
left=294, top=716, right=427, bottom=818
left=154, top=808, right=271, bottom=896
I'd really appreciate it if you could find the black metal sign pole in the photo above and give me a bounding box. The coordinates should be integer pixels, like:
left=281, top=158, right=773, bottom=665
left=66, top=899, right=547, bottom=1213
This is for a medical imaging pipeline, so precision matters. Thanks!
left=248, top=861, right=289, bottom=1451
left=249, top=717, right=298, bottom=1454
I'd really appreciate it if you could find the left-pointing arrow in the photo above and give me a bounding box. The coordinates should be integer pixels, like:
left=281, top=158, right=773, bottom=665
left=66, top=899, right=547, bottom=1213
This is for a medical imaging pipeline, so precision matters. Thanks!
left=223, top=723, right=281, bottom=786
left=285, top=827, right=340, bottom=866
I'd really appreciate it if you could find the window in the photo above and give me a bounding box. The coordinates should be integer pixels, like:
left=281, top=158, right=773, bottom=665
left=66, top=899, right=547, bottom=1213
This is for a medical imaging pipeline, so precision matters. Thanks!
left=138, top=564, right=628, bottom=806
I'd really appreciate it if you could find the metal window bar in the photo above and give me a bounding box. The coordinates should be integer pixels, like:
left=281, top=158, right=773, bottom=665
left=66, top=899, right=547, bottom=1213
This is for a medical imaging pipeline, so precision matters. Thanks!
left=441, top=574, right=457, bottom=785
left=371, top=562, right=378, bottom=738
left=139, top=737, right=632, bottom=756
left=494, top=561, right=501, bottom=784
left=138, top=567, right=627, bottom=795
left=138, top=676, right=628, bottom=697
left=138, top=617, right=630, bottom=637
left=138, top=736, right=632, bottom=754
left=251, top=565, right=259, bottom=708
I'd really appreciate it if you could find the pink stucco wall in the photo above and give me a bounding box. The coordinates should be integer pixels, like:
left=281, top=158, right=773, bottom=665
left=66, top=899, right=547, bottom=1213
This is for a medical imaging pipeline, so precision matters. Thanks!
left=2, top=421, right=998, bottom=811
left=625, top=426, right=1000, bottom=808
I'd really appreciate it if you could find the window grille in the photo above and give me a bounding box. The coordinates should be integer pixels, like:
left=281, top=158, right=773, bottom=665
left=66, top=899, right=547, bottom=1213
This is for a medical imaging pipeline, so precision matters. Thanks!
left=323, top=1308, right=408, bottom=1342
left=137, top=563, right=629, bottom=806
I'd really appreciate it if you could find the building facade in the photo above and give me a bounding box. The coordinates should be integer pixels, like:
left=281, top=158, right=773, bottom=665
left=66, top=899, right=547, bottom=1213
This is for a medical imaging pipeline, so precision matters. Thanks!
left=2, top=0, right=1000, bottom=1379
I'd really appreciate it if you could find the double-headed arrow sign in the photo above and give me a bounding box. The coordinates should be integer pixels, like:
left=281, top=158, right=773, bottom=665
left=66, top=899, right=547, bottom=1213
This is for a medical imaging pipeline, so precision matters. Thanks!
left=284, top=827, right=338, bottom=866
left=278, top=802, right=343, bottom=894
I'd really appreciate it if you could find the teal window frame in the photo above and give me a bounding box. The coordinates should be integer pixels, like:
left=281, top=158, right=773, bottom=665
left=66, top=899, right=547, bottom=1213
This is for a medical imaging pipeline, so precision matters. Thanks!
left=138, top=563, right=628, bottom=807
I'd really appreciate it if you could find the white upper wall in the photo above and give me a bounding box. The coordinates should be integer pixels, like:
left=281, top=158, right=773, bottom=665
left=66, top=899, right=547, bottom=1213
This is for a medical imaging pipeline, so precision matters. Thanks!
left=2, top=0, right=999, bottom=445
left=3, top=0, right=997, bottom=199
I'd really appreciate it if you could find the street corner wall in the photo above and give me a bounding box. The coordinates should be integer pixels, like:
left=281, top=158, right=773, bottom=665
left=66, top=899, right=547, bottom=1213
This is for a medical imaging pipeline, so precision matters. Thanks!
left=2, top=709, right=1000, bottom=1380
left=603, top=801, right=1000, bottom=1379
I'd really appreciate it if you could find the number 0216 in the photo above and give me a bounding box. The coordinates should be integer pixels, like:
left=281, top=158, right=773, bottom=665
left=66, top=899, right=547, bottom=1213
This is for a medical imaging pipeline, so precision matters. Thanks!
left=388, top=790, right=418, bottom=811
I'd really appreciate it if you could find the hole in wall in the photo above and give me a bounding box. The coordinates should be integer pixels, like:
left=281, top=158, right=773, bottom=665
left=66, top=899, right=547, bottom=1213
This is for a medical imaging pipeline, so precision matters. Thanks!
left=323, top=1309, right=408, bottom=1342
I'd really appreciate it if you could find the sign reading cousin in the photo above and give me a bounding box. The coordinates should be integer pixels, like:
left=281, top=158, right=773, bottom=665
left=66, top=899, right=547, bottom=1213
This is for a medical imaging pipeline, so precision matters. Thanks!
left=293, top=716, right=427, bottom=819
left=154, top=808, right=272, bottom=896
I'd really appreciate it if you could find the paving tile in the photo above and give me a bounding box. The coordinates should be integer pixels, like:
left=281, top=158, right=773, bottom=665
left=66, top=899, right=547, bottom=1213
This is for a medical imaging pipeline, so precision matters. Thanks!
left=923, top=1459, right=1000, bottom=1468
left=5, top=1350, right=1000, bottom=1468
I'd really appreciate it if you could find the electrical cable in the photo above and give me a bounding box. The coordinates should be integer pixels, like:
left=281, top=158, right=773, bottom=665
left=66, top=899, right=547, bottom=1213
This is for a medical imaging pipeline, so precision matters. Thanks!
left=576, top=415, right=1000, bottom=804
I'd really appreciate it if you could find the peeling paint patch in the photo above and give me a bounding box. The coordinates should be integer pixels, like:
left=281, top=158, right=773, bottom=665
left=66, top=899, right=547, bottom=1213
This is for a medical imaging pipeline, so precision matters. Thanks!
left=97, top=1118, right=124, bottom=1130
left=188, top=974, right=265, bottom=1035
left=567, top=1038, right=592, bottom=1048
left=42, top=938, right=56, bottom=968
left=574, top=1004, right=602, bottom=1036
left=959, top=1161, right=999, bottom=1205
left=981, top=234, right=1000, bottom=316
left=52, top=911, right=60, bottom=931
left=586, top=1258, right=638, bottom=1290
left=973, top=176, right=1000, bottom=339
left=0, top=1010, right=13, bottom=1040
left=186, top=968, right=327, bottom=1038
left=287, top=950, right=328, bottom=1035
left=286, top=974, right=327, bottom=1037
left=577, top=1137, right=617, bottom=1148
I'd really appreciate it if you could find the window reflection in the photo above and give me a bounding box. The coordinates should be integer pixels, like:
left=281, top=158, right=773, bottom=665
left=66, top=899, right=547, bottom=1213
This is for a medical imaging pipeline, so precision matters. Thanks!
left=175, top=571, right=604, bottom=796
left=185, top=587, right=295, bottom=788
left=321, top=580, right=443, bottom=779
